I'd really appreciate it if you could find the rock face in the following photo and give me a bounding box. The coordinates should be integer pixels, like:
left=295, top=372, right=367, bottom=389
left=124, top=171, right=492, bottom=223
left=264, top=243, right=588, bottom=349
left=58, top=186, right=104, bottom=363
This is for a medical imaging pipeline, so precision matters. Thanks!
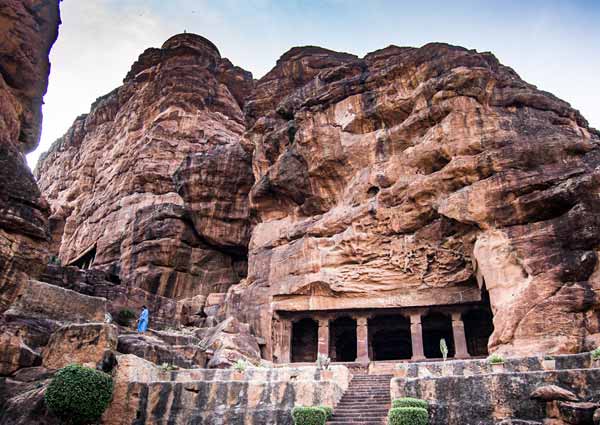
left=35, top=33, right=254, bottom=305
left=226, top=43, right=600, bottom=358
left=0, top=0, right=60, bottom=310
left=36, top=34, right=600, bottom=360
left=6, top=279, right=107, bottom=323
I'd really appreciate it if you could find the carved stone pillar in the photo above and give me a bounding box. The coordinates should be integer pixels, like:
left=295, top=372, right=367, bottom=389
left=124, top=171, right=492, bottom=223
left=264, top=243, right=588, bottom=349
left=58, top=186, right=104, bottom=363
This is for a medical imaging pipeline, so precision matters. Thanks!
left=356, top=317, right=369, bottom=364
left=452, top=312, right=469, bottom=358
left=277, top=319, right=291, bottom=364
left=410, top=313, right=425, bottom=361
left=318, top=319, right=330, bottom=357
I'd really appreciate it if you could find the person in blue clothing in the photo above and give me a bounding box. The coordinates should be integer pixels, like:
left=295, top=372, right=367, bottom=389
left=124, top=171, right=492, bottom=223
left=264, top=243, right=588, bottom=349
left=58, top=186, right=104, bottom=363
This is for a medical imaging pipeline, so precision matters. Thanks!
left=137, top=305, right=149, bottom=333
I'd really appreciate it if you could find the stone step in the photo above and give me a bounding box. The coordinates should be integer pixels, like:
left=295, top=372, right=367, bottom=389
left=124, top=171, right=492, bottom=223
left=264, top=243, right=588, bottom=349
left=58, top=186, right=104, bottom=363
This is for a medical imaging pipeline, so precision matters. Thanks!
left=332, top=413, right=388, bottom=418
left=345, top=390, right=389, bottom=393
left=327, top=375, right=391, bottom=425
left=351, top=375, right=392, bottom=378
left=340, top=395, right=389, bottom=398
left=327, top=421, right=385, bottom=425
left=351, top=377, right=391, bottom=379
left=339, top=396, right=390, bottom=400
left=338, top=401, right=390, bottom=405
left=339, top=395, right=389, bottom=399
left=336, top=403, right=390, bottom=408
left=347, top=385, right=390, bottom=388
left=333, top=411, right=388, bottom=417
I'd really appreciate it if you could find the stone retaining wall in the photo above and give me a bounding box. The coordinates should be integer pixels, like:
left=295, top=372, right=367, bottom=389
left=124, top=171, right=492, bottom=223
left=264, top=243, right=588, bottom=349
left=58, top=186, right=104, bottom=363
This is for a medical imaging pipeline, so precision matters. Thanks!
left=105, top=357, right=350, bottom=425
left=391, top=355, right=600, bottom=425
left=397, top=353, right=592, bottom=378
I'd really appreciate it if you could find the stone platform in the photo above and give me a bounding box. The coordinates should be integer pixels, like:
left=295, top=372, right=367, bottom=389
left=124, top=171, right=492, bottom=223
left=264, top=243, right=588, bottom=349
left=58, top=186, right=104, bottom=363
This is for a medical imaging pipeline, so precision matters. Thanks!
left=103, top=357, right=351, bottom=425
left=391, top=353, right=600, bottom=425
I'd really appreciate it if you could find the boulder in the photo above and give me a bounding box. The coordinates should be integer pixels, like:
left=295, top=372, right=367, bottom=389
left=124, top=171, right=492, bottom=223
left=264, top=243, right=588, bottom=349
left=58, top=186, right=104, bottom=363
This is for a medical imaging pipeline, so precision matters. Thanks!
left=200, top=317, right=262, bottom=368
left=0, top=331, right=40, bottom=375
left=117, top=331, right=206, bottom=369
left=5, top=280, right=107, bottom=323
left=102, top=354, right=162, bottom=425
left=42, top=323, right=118, bottom=369
left=531, top=385, right=579, bottom=402
left=177, top=295, right=207, bottom=326
left=558, top=401, right=598, bottom=425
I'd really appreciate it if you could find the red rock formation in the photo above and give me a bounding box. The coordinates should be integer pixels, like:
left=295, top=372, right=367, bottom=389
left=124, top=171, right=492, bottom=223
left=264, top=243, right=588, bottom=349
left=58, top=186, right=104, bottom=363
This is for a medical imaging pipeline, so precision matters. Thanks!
left=0, top=0, right=60, bottom=310
left=36, top=36, right=600, bottom=359
left=228, top=43, right=600, bottom=358
left=35, top=33, right=255, bottom=305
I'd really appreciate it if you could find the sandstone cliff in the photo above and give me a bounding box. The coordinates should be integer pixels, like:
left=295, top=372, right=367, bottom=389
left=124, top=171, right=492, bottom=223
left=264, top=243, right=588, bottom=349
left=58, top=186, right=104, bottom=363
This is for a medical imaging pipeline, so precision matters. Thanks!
left=0, top=0, right=60, bottom=310
left=226, top=43, right=600, bottom=358
left=35, top=34, right=255, bottom=310
left=36, top=36, right=600, bottom=358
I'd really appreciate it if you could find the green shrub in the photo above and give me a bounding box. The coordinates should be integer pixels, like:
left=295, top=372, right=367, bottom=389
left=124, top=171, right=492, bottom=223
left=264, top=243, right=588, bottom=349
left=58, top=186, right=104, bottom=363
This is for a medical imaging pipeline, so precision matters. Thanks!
left=115, top=308, right=136, bottom=327
left=318, top=406, right=333, bottom=420
left=388, top=407, right=428, bottom=425
left=591, top=347, right=600, bottom=361
left=45, top=364, right=113, bottom=425
left=232, top=358, right=248, bottom=373
left=291, top=406, right=327, bottom=425
left=392, top=397, right=429, bottom=410
left=487, top=353, right=505, bottom=364
left=159, top=362, right=178, bottom=371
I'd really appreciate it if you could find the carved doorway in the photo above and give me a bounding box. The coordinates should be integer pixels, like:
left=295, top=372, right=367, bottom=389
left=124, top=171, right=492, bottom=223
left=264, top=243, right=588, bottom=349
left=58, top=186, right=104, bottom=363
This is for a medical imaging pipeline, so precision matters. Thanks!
left=369, top=315, right=412, bottom=360
left=422, top=312, right=455, bottom=359
left=463, top=308, right=494, bottom=357
left=329, top=316, right=357, bottom=362
left=291, top=318, right=318, bottom=362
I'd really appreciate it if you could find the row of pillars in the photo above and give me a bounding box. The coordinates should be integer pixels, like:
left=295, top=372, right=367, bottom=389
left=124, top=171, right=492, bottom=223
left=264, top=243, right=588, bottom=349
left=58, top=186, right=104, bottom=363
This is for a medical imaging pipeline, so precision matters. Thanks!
left=317, top=312, right=469, bottom=364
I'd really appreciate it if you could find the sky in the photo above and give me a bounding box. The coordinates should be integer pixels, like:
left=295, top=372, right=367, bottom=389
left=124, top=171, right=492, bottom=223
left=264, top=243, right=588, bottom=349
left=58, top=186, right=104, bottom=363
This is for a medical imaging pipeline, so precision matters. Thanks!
left=27, top=0, right=600, bottom=168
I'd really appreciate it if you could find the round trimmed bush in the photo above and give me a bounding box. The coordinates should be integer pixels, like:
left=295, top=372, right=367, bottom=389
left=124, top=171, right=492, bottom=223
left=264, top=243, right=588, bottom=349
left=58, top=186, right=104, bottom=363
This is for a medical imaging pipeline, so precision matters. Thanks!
left=392, top=397, right=429, bottom=410
left=45, top=364, right=114, bottom=424
left=388, top=407, right=428, bottom=425
left=291, top=406, right=327, bottom=425
left=318, top=406, right=333, bottom=420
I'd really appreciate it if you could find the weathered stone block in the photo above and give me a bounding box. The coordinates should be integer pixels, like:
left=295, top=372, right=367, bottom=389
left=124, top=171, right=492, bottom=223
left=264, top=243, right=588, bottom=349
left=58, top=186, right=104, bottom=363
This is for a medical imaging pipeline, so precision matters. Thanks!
left=5, top=280, right=107, bottom=323
left=42, top=323, right=118, bottom=369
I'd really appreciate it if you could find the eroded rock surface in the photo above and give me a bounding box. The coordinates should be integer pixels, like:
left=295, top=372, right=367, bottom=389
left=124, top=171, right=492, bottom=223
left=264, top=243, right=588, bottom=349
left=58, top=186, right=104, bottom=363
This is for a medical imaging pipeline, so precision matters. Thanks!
left=0, top=0, right=60, bottom=310
left=35, top=33, right=254, bottom=306
left=35, top=34, right=600, bottom=360
left=224, top=42, right=600, bottom=358
left=42, top=323, right=118, bottom=370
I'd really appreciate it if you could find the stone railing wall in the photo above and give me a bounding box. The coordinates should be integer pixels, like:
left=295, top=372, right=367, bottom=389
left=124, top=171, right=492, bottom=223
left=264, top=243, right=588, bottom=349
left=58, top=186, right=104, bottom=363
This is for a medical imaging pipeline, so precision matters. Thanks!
left=105, top=357, right=351, bottom=425
left=395, top=353, right=593, bottom=378
left=391, top=354, right=600, bottom=425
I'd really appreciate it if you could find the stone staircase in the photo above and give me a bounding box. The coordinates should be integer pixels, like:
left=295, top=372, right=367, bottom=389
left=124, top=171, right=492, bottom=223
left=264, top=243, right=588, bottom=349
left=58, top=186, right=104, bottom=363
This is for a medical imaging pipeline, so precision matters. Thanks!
left=327, top=374, right=392, bottom=425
